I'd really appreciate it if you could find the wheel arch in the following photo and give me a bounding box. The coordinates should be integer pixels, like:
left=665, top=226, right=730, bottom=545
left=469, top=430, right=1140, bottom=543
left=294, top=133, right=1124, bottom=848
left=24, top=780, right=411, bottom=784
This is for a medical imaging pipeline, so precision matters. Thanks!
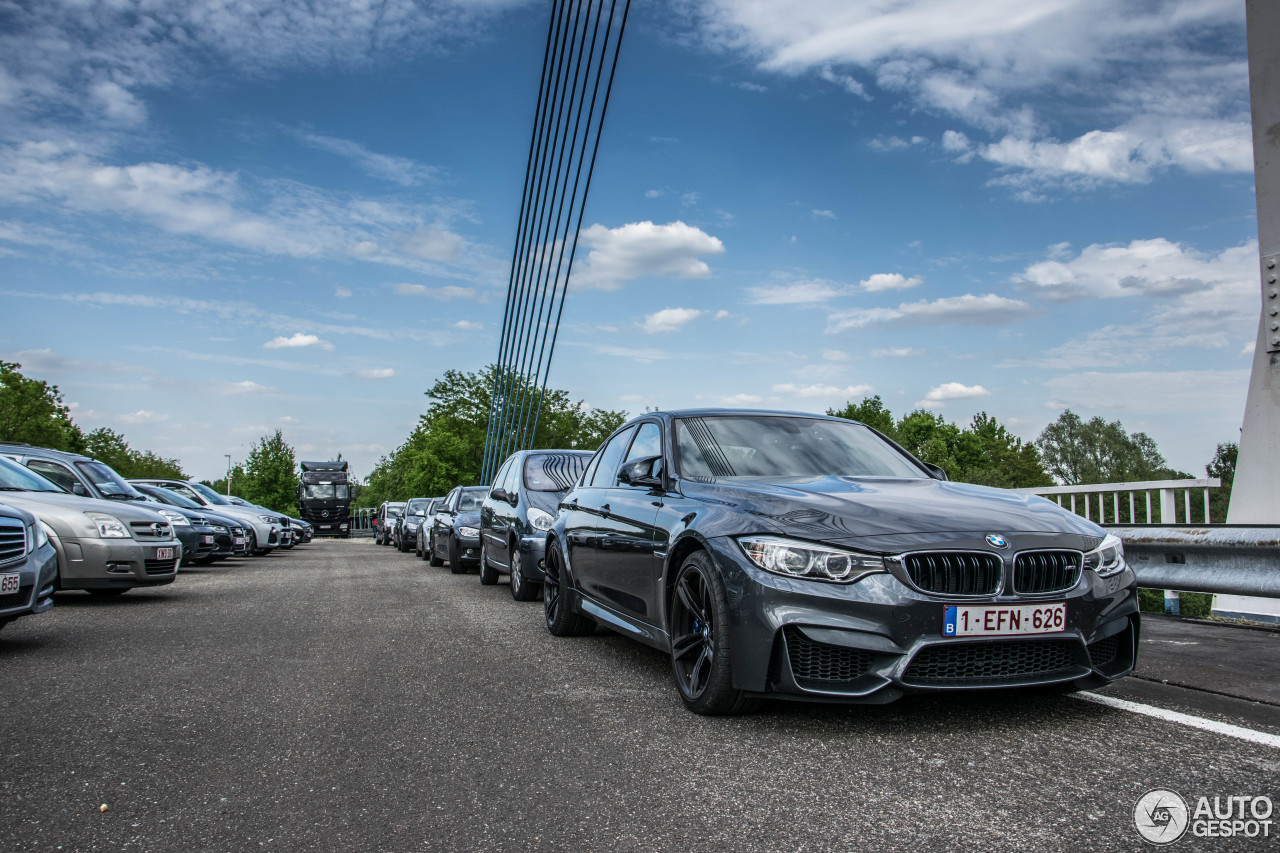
left=662, top=531, right=717, bottom=629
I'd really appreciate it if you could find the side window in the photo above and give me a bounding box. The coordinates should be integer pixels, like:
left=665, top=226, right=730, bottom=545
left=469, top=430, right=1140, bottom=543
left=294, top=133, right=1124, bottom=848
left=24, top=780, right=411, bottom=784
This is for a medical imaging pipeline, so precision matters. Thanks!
left=504, top=457, right=522, bottom=493
left=588, top=427, right=636, bottom=488
left=675, top=420, right=713, bottom=479
left=618, top=422, right=663, bottom=487
left=492, top=459, right=512, bottom=491
left=27, top=460, right=80, bottom=492
left=170, top=484, right=203, bottom=503
left=447, top=489, right=459, bottom=511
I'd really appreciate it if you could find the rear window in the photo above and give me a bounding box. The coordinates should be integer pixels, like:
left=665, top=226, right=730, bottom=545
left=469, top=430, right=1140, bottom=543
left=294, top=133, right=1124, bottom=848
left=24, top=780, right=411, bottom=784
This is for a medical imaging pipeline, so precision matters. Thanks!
left=524, top=453, right=590, bottom=492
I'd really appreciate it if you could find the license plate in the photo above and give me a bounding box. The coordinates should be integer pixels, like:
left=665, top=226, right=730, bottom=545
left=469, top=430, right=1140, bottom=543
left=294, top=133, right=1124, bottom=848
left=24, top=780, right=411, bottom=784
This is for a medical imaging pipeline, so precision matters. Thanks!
left=202, top=535, right=215, bottom=545
left=943, top=602, right=1066, bottom=637
left=234, top=537, right=245, bottom=546
left=155, top=547, right=174, bottom=561
left=0, top=573, right=19, bottom=594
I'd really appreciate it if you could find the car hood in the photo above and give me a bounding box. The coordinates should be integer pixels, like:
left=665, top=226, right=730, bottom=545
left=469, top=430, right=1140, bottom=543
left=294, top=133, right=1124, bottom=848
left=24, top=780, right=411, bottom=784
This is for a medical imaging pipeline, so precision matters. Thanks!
left=679, top=475, right=1099, bottom=543
left=1, top=490, right=170, bottom=522
left=454, top=511, right=481, bottom=529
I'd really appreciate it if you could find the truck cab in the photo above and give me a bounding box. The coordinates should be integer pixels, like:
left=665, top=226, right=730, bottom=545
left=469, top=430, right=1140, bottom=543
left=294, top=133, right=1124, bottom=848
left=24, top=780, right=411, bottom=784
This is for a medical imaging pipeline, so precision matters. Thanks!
left=297, top=460, right=351, bottom=538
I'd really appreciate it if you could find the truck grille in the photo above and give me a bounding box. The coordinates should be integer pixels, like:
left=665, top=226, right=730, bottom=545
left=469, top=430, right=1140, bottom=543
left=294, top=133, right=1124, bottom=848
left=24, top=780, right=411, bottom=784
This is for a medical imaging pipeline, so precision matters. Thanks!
left=903, top=552, right=1001, bottom=596
left=130, top=521, right=172, bottom=539
left=903, top=640, right=1079, bottom=686
left=784, top=626, right=874, bottom=685
left=144, top=558, right=177, bottom=575
left=0, top=519, right=26, bottom=564
left=1014, top=551, right=1081, bottom=595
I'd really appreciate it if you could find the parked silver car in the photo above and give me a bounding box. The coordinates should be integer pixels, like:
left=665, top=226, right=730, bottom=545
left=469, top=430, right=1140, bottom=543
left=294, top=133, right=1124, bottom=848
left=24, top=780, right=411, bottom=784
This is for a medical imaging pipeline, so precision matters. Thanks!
left=131, top=479, right=283, bottom=555
left=0, top=501, right=59, bottom=630
left=0, top=457, right=181, bottom=595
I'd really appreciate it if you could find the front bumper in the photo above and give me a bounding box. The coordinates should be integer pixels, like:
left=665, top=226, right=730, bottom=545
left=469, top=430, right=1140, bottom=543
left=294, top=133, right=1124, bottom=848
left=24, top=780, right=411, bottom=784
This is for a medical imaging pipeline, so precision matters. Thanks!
left=0, top=541, right=59, bottom=624
left=56, top=535, right=181, bottom=590
left=703, top=536, right=1140, bottom=703
left=456, top=533, right=481, bottom=564
left=515, top=535, right=549, bottom=582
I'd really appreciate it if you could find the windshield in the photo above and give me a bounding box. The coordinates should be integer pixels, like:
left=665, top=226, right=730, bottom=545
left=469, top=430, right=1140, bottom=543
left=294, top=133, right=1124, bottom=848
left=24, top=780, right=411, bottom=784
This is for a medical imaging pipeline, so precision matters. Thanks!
left=0, top=456, right=66, bottom=492
left=303, top=484, right=336, bottom=500
left=188, top=481, right=232, bottom=505
left=137, top=485, right=202, bottom=509
left=525, top=453, right=590, bottom=492
left=457, top=490, right=485, bottom=512
left=385, top=504, right=404, bottom=517
left=675, top=415, right=926, bottom=480
left=405, top=499, right=432, bottom=514
left=76, top=461, right=144, bottom=499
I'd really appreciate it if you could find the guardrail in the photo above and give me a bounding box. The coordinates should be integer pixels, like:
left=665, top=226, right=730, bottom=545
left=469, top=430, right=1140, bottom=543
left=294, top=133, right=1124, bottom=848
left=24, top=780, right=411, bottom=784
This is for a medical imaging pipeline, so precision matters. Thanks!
left=1105, top=525, right=1280, bottom=610
left=1016, top=478, right=1222, bottom=524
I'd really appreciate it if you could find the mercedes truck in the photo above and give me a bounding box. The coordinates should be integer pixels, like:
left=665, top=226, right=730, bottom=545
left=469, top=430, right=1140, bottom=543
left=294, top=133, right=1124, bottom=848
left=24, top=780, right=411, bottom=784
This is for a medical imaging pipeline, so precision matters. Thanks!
left=298, top=460, right=351, bottom=537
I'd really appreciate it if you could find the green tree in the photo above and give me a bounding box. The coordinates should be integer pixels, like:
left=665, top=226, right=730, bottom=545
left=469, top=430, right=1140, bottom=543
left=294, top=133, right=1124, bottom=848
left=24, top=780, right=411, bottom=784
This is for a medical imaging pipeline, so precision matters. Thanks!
left=84, top=427, right=186, bottom=479
left=358, top=366, right=627, bottom=507
left=828, top=395, right=898, bottom=440
left=238, top=430, right=298, bottom=515
left=1035, top=410, right=1186, bottom=485
left=1207, top=441, right=1237, bottom=522
left=0, top=361, right=85, bottom=451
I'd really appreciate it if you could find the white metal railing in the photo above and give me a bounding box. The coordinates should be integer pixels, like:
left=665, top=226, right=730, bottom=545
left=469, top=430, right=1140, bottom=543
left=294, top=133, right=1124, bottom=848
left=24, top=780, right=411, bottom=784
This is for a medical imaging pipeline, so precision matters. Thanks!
left=1014, top=478, right=1222, bottom=525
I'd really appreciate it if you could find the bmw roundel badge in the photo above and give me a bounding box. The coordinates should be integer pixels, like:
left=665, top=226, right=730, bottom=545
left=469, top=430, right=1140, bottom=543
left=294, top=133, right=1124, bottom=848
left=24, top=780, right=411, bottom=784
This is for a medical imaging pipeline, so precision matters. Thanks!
left=985, top=534, right=1009, bottom=549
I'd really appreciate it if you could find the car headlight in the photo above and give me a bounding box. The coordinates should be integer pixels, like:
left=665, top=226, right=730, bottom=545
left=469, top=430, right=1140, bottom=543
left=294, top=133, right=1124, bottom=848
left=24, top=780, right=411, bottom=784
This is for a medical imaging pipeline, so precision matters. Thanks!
left=1084, top=533, right=1126, bottom=577
left=212, top=525, right=228, bottom=534
left=527, top=508, right=555, bottom=532
left=27, top=522, right=49, bottom=552
left=85, top=513, right=130, bottom=538
left=259, top=515, right=279, bottom=524
left=159, top=510, right=191, bottom=527
left=738, top=535, right=886, bottom=583
left=459, top=526, right=479, bottom=538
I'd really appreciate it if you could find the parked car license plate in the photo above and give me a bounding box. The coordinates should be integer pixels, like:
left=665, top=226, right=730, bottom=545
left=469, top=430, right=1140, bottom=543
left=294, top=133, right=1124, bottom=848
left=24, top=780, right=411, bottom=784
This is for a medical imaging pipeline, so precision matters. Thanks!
left=155, top=547, right=174, bottom=561
left=202, top=535, right=215, bottom=545
left=943, top=602, right=1066, bottom=637
left=0, top=572, right=19, bottom=594
left=234, top=536, right=245, bottom=546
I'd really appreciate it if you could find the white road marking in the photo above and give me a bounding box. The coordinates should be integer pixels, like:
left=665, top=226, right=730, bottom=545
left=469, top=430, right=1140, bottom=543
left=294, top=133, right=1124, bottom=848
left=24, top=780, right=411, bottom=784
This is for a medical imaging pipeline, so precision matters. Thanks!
left=1076, top=692, right=1280, bottom=750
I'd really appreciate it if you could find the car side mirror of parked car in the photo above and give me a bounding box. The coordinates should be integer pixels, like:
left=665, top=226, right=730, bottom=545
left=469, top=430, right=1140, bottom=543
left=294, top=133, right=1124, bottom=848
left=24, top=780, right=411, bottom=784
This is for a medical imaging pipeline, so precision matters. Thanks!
left=619, top=455, right=664, bottom=489
left=71, top=482, right=89, bottom=496
left=922, top=462, right=949, bottom=481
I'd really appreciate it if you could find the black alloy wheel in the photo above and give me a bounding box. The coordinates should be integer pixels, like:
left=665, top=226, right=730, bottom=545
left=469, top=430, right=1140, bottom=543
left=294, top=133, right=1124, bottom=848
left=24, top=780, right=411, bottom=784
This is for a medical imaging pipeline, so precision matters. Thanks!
left=428, top=530, right=444, bottom=566
left=448, top=535, right=466, bottom=574
left=509, top=546, right=539, bottom=602
left=669, top=551, right=755, bottom=715
left=478, top=540, right=498, bottom=585
left=542, top=542, right=592, bottom=636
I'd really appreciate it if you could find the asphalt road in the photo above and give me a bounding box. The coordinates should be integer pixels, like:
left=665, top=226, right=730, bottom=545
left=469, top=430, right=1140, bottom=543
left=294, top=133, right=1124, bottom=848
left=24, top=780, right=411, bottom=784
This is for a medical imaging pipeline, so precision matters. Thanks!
left=2, top=540, right=1277, bottom=852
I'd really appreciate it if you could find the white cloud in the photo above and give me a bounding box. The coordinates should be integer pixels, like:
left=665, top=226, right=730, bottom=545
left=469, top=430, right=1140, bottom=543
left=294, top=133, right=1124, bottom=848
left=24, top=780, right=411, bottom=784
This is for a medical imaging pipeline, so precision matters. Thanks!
left=590, top=344, right=674, bottom=363
left=90, top=80, right=147, bottom=125
left=918, top=382, right=990, bottom=408
left=721, top=393, right=764, bottom=405
left=643, top=307, right=703, bottom=333
left=772, top=382, right=873, bottom=400
left=714, top=309, right=731, bottom=320
left=827, top=293, right=1035, bottom=332
left=354, top=368, right=395, bottom=380
left=299, top=132, right=436, bottom=186
left=118, top=409, right=169, bottom=424
left=868, top=135, right=925, bottom=151
left=400, top=226, right=464, bottom=262
left=452, top=320, right=482, bottom=331
left=573, top=221, right=725, bottom=290
left=681, top=191, right=700, bottom=206
left=860, top=272, right=922, bottom=292
left=335, top=287, right=352, bottom=298
left=822, top=349, right=849, bottom=361
left=811, top=208, right=837, bottom=219
left=263, top=333, right=333, bottom=351
left=216, top=380, right=271, bottom=395
left=746, top=278, right=845, bottom=304
left=645, top=189, right=663, bottom=198
left=393, top=284, right=475, bottom=299
left=871, top=347, right=923, bottom=357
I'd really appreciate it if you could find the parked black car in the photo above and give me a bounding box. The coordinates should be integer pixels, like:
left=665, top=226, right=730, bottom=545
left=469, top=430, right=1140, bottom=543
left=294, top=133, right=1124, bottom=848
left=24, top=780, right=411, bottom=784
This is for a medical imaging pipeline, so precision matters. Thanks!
left=0, top=502, right=58, bottom=631
left=427, top=487, right=487, bottom=573
left=413, top=498, right=444, bottom=559
left=540, top=409, right=1139, bottom=715
left=375, top=502, right=405, bottom=547
left=480, top=450, right=592, bottom=600
left=132, top=484, right=250, bottom=560
left=393, top=498, right=434, bottom=552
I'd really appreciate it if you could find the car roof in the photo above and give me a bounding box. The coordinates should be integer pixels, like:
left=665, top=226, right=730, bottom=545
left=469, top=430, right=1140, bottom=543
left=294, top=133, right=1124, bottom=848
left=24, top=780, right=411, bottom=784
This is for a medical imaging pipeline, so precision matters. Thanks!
left=1, top=442, right=98, bottom=464
left=641, top=408, right=852, bottom=422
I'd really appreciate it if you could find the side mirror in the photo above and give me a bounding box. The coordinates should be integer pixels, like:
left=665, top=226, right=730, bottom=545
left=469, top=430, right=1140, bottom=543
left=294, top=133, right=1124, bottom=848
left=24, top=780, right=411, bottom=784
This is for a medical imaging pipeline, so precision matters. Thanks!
left=490, top=487, right=509, bottom=503
left=922, top=463, right=949, bottom=481
left=619, top=455, right=663, bottom=489
left=71, top=482, right=89, bottom=497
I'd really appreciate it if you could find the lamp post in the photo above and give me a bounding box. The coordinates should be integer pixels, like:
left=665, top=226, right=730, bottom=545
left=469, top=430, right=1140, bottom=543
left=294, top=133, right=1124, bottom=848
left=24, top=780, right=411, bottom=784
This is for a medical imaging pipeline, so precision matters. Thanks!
left=225, top=454, right=232, bottom=496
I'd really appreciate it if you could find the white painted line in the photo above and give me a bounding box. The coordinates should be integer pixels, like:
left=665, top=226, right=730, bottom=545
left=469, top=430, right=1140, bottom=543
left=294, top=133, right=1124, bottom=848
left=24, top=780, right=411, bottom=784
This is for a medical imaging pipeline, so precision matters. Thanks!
left=1076, top=691, right=1280, bottom=750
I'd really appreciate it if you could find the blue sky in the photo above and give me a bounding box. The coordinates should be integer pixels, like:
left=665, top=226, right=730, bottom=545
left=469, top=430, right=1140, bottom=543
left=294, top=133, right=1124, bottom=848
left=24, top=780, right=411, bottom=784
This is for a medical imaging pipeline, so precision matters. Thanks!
left=0, top=0, right=1258, bottom=482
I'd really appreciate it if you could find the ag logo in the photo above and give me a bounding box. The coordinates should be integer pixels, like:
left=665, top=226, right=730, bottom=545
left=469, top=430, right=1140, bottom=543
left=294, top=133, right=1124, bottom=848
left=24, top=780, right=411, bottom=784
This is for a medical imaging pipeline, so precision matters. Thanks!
left=1134, top=789, right=1189, bottom=845
left=985, top=533, right=1008, bottom=549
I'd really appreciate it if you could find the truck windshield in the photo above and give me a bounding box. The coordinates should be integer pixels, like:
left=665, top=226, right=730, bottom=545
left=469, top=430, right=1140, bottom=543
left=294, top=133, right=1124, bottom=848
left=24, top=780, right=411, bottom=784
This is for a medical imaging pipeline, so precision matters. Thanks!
left=304, top=484, right=336, bottom=499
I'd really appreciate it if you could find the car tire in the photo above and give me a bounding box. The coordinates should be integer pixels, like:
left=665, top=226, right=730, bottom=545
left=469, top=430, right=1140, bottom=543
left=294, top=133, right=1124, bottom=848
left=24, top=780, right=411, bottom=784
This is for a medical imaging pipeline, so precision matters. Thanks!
left=448, top=536, right=466, bottom=574
left=249, top=529, right=269, bottom=557
left=398, top=533, right=409, bottom=553
left=478, top=540, right=499, bottom=585
left=428, top=532, right=444, bottom=567
left=669, top=550, right=755, bottom=716
left=509, top=546, right=539, bottom=602
left=542, top=541, right=593, bottom=637
left=87, top=588, right=129, bottom=597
